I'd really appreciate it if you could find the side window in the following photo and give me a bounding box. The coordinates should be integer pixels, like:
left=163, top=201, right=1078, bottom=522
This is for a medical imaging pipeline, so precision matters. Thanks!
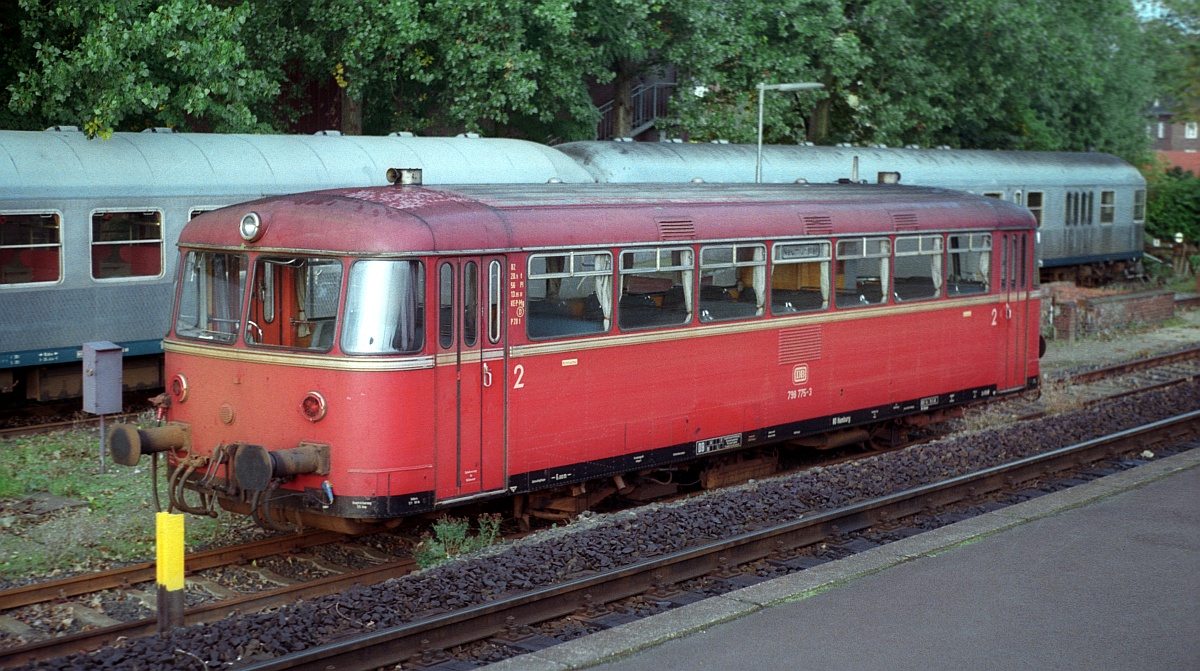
left=946, top=233, right=991, bottom=296
left=893, top=235, right=943, bottom=302
left=618, top=247, right=693, bottom=330
left=1133, top=189, right=1146, bottom=223
left=91, top=210, right=162, bottom=279
left=342, top=259, right=425, bottom=354
left=439, top=263, right=454, bottom=349
left=834, top=237, right=890, bottom=308
left=698, top=243, right=765, bottom=322
left=526, top=251, right=612, bottom=339
left=771, top=241, right=830, bottom=314
left=246, top=256, right=343, bottom=351
left=1100, top=190, right=1115, bottom=224
left=0, top=212, right=61, bottom=285
left=1026, top=191, right=1044, bottom=226
left=488, top=260, right=503, bottom=344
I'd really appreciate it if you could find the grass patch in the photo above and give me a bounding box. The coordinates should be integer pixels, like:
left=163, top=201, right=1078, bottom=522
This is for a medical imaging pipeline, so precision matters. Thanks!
left=0, top=425, right=258, bottom=581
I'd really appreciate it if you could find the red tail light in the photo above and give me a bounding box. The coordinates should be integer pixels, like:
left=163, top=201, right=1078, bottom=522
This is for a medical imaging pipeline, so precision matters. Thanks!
left=301, top=391, right=327, bottom=422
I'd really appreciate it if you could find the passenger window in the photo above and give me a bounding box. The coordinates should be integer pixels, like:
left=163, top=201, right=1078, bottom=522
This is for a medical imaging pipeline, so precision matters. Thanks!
left=893, top=235, right=943, bottom=302
left=341, top=259, right=425, bottom=354
left=618, top=247, right=693, bottom=330
left=946, top=234, right=991, bottom=296
left=698, top=243, right=765, bottom=322
left=1133, top=189, right=1146, bottom=223
left=246, top=256, right=343, bottom=351
left=834, top=238, right=890, bottom=308
left=1100, top=190, right=1115, bottom=224
left=770, top=241, right=830, bottom=315
left=91, top=210, right=163, bottom=279
left=1026, top=192, right=1044, bottom=227
left=0, top=212, right=61, bottom=285
left=526, top=251, right=612, bottom=339
left=174, top=251, right=247, bottom=343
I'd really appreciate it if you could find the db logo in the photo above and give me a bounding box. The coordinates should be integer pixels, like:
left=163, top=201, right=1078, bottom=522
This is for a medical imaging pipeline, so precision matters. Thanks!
left=792, top=364, right=809, bottom=385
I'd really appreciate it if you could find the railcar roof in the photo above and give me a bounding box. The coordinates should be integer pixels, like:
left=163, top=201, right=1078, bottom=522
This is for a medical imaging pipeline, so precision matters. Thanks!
left=181, top=182, right=1034, bottom=254
left=556, top=141, right=1145, bottom=189
left=0, top=129, right=593, bottom=202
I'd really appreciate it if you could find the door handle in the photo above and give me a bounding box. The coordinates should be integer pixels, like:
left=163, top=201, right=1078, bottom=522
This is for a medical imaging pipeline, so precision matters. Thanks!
left=483, top=362, right=493, bottom=388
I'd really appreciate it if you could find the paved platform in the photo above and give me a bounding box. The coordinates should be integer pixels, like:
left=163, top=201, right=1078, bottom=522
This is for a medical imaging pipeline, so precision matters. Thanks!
left=484, top=448, right=1200, bottom=671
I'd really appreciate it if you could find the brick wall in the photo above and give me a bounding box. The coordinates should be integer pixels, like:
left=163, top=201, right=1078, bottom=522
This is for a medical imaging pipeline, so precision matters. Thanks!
left=1042, top=285, right=1176, bottom=340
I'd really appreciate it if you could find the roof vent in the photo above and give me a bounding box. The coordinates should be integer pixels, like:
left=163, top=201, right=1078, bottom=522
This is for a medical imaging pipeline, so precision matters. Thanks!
left=44, top=125, right=80, bottom=132
left=456, top=132, right=481, bottom=139
left=386, top=168, right=423, bottom=186
left=314, top=130, right=342, bottom=136
left=877, top=171, right=901, bottom=184
left=547, top=177, right=563, bottom=184
left=690, top=177, right=705, bottom=183
left=710, top=139, right=730, bottom=144
left=613, top=137, right=634, bottom=142
left=389, top=131, right=416, bottom=138
left=141, top=127, right=175, bottom=133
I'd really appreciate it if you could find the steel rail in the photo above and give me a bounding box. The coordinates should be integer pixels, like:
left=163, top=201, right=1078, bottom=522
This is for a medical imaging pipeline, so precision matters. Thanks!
left=1059, top=345, right=1200, bottom=385
left=228, top=410, right=1200, bottom=671
left=0, top=557, right=418, bottom=668
left=0, top=529, right=342, bottom=611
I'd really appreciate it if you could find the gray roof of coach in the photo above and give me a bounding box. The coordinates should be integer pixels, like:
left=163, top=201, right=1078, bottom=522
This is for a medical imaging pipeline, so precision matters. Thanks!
left=0, top=129, right=594, bottom=201
left=556, top=141, right=1145, bottom=189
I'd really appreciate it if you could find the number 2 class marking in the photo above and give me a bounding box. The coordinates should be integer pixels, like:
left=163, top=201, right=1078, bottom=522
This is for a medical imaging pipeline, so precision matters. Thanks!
left=513, top=364, right=525, bottom=389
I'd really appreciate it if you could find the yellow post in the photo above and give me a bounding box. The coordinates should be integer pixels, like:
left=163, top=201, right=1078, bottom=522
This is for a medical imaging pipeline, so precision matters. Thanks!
left=155, top=512, right=185, bottom=633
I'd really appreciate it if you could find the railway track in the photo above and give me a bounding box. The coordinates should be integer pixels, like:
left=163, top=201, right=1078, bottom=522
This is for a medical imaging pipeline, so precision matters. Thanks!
left=1, top=349, right=1198, bottom=668
left=166, top=411, right=1200, bottom=671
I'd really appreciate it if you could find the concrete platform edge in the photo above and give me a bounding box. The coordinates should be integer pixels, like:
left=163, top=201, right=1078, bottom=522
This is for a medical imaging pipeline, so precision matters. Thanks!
left=482, top=448, right=1200, bottom=671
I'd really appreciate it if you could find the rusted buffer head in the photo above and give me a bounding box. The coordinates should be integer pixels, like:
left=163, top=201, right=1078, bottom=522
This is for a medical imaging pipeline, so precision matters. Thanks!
left=232, top=443, right=329, bottom=492
left=109, top=423, right=191, bottom=466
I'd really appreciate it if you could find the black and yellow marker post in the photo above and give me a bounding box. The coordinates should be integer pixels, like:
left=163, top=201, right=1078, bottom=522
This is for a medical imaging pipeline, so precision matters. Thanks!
left=155, top=512, right=185, bottom=633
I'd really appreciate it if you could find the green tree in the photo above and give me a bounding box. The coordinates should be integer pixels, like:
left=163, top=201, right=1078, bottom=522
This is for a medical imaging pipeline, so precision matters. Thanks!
left=1146, top=166, right=1200, bottom=241
left=6, top=0, right=283, bottom=137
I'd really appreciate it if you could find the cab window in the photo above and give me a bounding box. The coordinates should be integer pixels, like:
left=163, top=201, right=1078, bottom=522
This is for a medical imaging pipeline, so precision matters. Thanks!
left=247, top=256, right=343, bottom=351
left=342, top=259, right=425, bottom=354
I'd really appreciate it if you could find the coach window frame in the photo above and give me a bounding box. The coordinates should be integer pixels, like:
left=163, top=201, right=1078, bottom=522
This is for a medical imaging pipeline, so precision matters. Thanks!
left=892, top=234, right=944, bottom=302
left=833, top=237, right=890, bottom=308
left=617, top=245, right=693, bottom=331
left=174, top=250, right=248, bottom=344
left=525, top=250, right=613, bottom=340
left=1025, top=191, right=1044, bottom=226
left=769, top=240, right=831, bottom=315
left=1099, top=190, right=1115, bottom=225
left=697, top=242, right=766, bottom=323
left=89, top=208, right=165, bottom=281
left=0, top=210, right=63, bottom=286
left=1133, top=189, right=1146, bottom=223
left=341, top=258, right=426, bottom=355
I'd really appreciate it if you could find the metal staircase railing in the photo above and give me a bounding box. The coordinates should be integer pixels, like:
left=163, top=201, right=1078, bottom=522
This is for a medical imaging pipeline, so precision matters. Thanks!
left=597, top=82, right=676, bottom=139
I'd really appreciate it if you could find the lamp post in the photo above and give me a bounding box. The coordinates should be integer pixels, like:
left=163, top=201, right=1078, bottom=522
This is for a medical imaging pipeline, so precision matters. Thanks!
left=756, top=81, right=824, bottom=183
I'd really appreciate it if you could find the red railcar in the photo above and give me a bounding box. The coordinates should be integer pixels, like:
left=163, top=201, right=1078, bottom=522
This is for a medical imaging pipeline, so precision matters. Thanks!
left=110, top=182, right=1040, bottom=532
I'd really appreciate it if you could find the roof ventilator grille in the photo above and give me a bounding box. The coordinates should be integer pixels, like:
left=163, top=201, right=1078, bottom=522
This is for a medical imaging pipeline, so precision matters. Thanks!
left=803, top=215, right=833, bottom=235
left=778, top=325, right=823, bottom=364
left=892, top=212, right=919, bottom=231
left=658, top=220, right=695, bottom=241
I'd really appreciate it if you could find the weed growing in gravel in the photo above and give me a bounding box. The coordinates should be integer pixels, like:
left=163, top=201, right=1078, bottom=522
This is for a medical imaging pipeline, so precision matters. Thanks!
left=413, top=514, right=502, bottom=569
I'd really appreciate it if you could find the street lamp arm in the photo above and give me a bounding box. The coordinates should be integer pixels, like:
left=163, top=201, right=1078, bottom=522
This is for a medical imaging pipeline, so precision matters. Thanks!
left=756, top=81, right=825, bottom=183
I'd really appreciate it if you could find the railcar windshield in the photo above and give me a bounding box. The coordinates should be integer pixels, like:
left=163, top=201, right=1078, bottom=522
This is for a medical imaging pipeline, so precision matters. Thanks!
left=246, top=256, right=343, bottom=351
left=342, top=259, right=426, bottom=354
left=175, top=251, right=248, bottom=344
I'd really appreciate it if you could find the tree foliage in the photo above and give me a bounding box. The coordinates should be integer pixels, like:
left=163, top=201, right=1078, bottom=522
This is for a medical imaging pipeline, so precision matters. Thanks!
left=1147, top=166, right=1200, bottom=242
left=0, top=0, right=1161, bottom=160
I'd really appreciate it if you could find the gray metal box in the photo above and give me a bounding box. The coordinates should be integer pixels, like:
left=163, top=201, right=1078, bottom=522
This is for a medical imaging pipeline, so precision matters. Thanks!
left=83, top=341, right=123, bottom=415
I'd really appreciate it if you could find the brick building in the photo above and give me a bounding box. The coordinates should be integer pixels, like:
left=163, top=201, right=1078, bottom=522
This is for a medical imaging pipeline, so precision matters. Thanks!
left=1150, top=99, right=1200, bottom=152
